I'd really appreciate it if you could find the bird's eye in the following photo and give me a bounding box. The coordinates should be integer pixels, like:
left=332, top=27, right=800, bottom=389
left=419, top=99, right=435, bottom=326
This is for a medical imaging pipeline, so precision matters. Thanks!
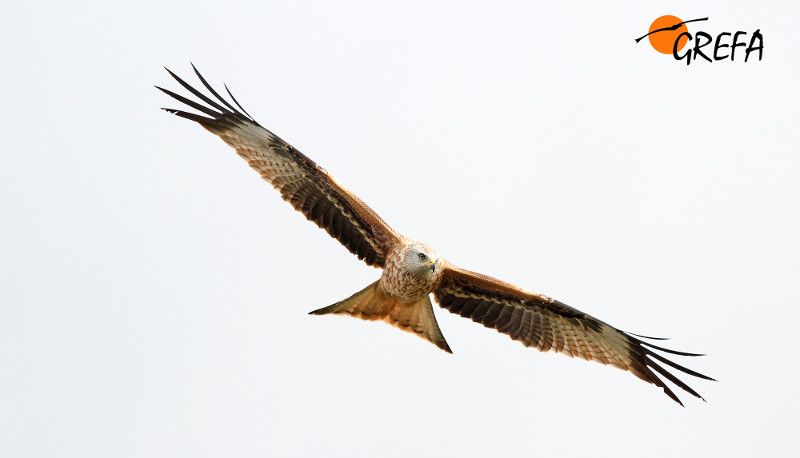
left=418, top=253, right=427, bottom=261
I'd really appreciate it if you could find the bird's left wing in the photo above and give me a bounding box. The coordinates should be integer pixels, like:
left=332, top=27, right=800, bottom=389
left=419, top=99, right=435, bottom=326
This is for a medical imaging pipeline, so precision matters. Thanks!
left=433, top=265, right=714, bottom=406
left=157, top=66, right=400, bottom=267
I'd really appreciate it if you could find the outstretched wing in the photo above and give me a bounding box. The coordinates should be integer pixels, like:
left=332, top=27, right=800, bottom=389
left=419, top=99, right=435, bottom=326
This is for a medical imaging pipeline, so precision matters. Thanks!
left=434, top=265, right=714, bottom=406
left=157, top=66, right=400, bottom=267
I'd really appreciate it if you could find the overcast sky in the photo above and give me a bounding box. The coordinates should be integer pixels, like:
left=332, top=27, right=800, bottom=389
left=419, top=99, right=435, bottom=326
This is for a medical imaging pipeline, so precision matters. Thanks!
left=2, top=1, right=799, bottom=457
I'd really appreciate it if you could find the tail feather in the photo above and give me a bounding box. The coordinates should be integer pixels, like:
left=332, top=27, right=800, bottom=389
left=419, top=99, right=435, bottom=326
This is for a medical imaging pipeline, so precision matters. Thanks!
left=310, top=281, right=452, bottom=353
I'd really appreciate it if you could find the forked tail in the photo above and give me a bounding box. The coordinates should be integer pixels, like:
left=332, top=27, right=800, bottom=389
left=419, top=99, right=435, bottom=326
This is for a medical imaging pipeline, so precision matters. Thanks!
left=309, top=281, right=451, bottom=353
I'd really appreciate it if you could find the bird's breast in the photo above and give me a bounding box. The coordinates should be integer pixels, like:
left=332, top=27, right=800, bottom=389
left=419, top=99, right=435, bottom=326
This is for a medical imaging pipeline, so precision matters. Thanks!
left=379, top=254, right=442, bottom=302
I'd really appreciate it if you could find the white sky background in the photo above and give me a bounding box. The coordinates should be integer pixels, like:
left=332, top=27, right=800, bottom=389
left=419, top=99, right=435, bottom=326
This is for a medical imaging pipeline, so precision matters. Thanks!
left=2, top=1, right=798, bottom=456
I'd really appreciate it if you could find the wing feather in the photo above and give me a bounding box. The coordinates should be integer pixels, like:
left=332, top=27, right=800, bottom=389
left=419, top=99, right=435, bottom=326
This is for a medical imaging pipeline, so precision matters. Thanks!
left=157, top=67, right=400, bottom=267
left=434, top=265, right=714, bottom=406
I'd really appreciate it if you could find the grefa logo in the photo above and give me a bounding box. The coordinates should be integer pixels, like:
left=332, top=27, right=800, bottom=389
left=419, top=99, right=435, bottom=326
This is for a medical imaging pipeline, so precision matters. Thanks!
left=635, top=16, right=763, bottom=65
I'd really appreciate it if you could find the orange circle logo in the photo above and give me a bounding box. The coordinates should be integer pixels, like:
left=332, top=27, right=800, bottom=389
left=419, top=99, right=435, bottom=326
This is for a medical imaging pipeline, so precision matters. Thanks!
left=648, top=15, right=689, bottom=54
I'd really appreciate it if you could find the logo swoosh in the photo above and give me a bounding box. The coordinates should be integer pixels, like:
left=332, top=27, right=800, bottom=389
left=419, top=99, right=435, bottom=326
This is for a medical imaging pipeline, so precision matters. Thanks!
left=634, top=17, right=709, bottom=43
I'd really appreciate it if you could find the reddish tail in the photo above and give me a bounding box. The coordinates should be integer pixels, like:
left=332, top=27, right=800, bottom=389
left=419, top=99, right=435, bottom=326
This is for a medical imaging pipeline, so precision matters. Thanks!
left=309, top=281, right=451, bottom=353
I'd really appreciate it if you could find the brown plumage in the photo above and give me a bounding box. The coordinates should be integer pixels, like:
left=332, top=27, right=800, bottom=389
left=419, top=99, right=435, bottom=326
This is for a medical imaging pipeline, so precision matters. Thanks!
left=158, top=65, right=714, bottom=406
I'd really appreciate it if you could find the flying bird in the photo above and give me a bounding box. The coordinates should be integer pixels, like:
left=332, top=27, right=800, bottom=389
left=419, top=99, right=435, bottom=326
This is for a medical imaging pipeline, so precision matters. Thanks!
left=157, top=66, right=714, bottom=406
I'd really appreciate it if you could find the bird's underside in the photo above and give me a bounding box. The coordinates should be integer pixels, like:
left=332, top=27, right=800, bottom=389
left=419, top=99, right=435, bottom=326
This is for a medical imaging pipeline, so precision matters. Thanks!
left=157, top=65, right=715, bottom=406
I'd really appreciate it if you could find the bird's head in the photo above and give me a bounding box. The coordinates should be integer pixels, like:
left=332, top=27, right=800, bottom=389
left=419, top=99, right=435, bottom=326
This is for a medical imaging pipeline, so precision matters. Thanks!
left=403, top=242, right=441, bottom=279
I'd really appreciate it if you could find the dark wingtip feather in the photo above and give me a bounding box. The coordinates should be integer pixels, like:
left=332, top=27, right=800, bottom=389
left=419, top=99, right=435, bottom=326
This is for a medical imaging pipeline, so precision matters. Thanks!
left=640, top=365, right=686, bottom=406
left=224, top=83, right=254, bottom=119
left=622, top=329, right=714, bottom=405
left=157, top=65, right=259, bottom=129
left=191, top=63, right=247, bottom=118
left=639, top=340, right=706, bottom=357
left=156, top=85, right=221, bottom=117
left=160, top=108, right=226, bottom=133
left=163, top=66, right=232, bottom=115
left=645, top=354, right=707, bottom=401
left=647, top=350, right=717, bottom=382
left=628, top=332, right=671, bottom=341
left=664, top=388, right=686, bottom=407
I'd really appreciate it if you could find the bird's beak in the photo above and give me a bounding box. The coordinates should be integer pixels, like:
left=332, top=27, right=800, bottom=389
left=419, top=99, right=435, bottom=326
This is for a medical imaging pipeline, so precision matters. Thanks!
left=428, top=258, right=438, bottom=273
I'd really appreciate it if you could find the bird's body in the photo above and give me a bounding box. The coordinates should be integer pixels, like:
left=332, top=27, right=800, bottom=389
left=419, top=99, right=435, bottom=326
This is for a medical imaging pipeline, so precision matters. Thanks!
left=380, top=240, right=444, bottom=301
left=158, top=66, right=714, bottom=406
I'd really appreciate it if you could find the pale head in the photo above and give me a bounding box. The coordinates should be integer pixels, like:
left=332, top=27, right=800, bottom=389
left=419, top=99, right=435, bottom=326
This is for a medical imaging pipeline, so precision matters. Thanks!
left=402, top=241, right=442, bottom=280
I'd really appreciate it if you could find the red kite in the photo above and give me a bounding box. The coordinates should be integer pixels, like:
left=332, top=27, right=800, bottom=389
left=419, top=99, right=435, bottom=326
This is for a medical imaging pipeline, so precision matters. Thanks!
left=158, top=66, right=713, bottom=406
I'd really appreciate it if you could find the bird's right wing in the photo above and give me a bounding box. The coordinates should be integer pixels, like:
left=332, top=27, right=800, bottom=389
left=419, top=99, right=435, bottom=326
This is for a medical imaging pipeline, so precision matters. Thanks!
left=434, top=265, right=714, bottom=406
left=157, top=66, right=401, bottom=267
